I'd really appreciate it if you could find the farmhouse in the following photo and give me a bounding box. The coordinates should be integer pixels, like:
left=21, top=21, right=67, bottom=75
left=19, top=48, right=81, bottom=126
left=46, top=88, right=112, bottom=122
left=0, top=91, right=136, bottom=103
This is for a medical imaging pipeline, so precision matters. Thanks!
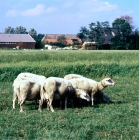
left=42, top=34, right=82, bottom=45
left=83, top=28, right=118, bottom=50
left=42, top=29, right=118, bottom=50
left=0, top=34, right=36, bottom=49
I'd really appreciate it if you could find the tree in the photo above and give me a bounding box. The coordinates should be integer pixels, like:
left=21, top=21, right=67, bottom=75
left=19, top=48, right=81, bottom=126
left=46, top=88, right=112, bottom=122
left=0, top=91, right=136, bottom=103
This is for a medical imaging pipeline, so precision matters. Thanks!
left=76, top=26, right=89, bottom=42
left=15, top=26, right=28, bottom=34
left=121, top=15, right=134, bottom=30
left=126, top=29, right=139, bottom=50
left=28, top=28, right=37, bottom=41
left=35, top=34, right=45, bottom=49
left=112, top=18, right=132, bottom=36
left=77, top=21, right=111, bottom=49
left=4, top=26, right=15, bottom=34
left=88, top=21, right=111, bottom=49
left=112, top=18, right=132, bottom=49
left=57, top=35, right=67, bottom=46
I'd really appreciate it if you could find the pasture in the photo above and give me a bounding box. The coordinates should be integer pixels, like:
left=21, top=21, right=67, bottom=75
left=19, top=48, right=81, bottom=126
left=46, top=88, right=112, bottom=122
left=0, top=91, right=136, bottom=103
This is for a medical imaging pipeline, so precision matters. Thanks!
left=0, top=50, right=138, bottom=140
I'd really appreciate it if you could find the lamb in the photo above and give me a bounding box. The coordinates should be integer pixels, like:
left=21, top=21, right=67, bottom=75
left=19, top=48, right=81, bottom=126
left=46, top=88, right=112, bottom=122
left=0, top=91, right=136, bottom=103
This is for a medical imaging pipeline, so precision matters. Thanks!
left=38, top=77, right=90, bottom=112
left=13, top=79, right=41, bottom=112
left=66, top=77, right=115, bottom=105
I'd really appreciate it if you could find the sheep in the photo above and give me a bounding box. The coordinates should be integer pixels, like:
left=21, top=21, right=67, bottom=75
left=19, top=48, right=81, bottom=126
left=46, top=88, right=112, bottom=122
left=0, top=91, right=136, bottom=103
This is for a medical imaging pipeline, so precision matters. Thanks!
left=16, top=72, right=46, bottom=83
left=53, top=88, right=90, bottom=109
left=13, top=78, right=41, bottom=112
left=64, top=74, right=113, bottom=105
left=67, top=77, right=115, bottom=105
left=93, top=91, right=112, bottom=104
left=38, top=77, right=90, bottom=112
left=12, top=72, right=46, bottom=110
left=64, top=74, right=84, bottom=80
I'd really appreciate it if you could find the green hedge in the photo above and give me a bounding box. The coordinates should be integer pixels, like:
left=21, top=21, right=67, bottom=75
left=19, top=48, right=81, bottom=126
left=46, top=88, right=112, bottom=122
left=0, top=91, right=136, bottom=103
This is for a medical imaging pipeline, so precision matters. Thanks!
left=0, top=63, right=138, bottom=82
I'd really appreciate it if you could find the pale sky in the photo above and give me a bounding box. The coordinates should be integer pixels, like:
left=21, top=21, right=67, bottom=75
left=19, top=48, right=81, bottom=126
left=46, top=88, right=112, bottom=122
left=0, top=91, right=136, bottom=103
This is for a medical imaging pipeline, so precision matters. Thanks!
left=0, top=0, right=138, bottom=34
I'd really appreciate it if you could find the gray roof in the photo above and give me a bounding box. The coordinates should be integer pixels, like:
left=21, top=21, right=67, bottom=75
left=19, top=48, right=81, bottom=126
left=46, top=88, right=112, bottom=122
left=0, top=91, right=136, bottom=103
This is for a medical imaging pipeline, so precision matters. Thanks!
left=45, top=34, right=79, bottom=40
left=0, top=34, right=35, bottom=42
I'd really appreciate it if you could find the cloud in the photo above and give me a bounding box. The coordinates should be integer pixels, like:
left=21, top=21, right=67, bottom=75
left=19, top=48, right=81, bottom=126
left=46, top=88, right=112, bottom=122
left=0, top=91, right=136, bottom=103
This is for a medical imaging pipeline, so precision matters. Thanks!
left=21, top=4, right=46, bottom=16
left=78, top=1, right=117, bottom=13
left=6, top=9, right=19, bottom=17
left=5, top=4, right=57, bottom=17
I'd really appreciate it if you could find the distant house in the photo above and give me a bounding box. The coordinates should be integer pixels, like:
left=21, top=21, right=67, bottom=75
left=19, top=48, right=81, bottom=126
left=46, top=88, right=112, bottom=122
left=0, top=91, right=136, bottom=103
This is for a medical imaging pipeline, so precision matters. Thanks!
left=42, top=34, right=82, bottom=45
left=82, top=28, right=119, bottom=50
left=0, top=34, right=36, bottom=49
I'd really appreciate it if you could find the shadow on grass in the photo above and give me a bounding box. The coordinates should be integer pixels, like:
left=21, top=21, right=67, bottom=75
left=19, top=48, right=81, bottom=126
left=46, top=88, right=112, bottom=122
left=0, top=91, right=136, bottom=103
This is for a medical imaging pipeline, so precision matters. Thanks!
left=111, top=100, right=127, bottom=104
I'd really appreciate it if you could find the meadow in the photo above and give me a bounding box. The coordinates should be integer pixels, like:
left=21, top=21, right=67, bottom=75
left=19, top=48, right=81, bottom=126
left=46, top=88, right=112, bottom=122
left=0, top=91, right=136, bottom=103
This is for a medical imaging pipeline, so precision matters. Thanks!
left=0, top=50, right=138, bottom=140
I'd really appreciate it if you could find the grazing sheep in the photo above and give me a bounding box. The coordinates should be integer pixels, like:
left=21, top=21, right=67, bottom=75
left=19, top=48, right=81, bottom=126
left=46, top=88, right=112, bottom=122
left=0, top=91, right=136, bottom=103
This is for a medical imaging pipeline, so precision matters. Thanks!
left=16, top=72, right=46, bottom=83
left=38, top=77, right=90, bottom=112
left=53, top=88, right=90, bottom=109
left=64, top=74, right=84, bottom=80
left=67, top=77, right=115, bottom=105
left=12, top=72, right=46, bottom=110
left=94, top=91, right=112, bottom=104
left=64, top=74, right=113, bottom=105
left=13, top=79, right=41, bottom=112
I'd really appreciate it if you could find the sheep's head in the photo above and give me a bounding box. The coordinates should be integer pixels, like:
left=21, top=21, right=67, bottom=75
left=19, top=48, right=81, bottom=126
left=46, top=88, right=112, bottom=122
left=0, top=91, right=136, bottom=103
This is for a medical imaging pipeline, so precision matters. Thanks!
left=76, top=89, right=90, bottom=102
left=94, top=92, right=111, bottom=104
left=102, top=92, right=111, bottom=103
left=101, top=78, right=115, bottom=87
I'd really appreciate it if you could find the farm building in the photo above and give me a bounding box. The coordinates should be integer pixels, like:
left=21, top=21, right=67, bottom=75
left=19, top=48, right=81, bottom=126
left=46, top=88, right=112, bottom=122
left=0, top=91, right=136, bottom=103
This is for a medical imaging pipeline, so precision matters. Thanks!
left=82, top=28, right=119, bottom=50
left=82, top=42, right=97, bottom=50
left=42, top=34, right=82, bottom=45
left=0, top=34, right=36, bottom=49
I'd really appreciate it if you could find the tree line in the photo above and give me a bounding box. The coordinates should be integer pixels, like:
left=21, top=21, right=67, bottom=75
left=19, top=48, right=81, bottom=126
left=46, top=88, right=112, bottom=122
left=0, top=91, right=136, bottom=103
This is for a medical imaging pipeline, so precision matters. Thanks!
left=1, top=15, right=139, bottom=50
left=77, top=15, right=139, bottom=50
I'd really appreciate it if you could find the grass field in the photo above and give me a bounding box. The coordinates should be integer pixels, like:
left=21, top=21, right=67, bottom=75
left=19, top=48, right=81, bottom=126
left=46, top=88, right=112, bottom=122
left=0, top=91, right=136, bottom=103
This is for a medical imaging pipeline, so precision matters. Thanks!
left=0, top=50, right=138, bottom=140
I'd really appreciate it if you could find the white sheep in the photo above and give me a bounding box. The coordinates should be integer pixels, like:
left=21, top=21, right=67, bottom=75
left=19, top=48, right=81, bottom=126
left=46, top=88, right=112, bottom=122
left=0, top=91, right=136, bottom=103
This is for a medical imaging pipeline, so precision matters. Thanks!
left=16, top=72, right=46, bottom=83
left=38, top=77, right=90, bottom=112
left=64, top=74, right=113, bottom=105
left=67, top=77, right=115, bottom=105
left=12, top=72, right=46, bottom=110
left=64, top=74, right=84, bottom=80
left=13, top=78, right=41, bottom=112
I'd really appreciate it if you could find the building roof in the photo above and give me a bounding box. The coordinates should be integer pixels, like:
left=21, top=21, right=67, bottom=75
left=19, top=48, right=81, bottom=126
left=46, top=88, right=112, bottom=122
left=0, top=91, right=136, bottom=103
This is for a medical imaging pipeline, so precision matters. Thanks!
left=101, top=28, right=118, bottom=44
left=0, top=34, right=36, bottom=42
left=85, top=28, right=119, bottom=44
left=44, top=34, right=79, bottom=40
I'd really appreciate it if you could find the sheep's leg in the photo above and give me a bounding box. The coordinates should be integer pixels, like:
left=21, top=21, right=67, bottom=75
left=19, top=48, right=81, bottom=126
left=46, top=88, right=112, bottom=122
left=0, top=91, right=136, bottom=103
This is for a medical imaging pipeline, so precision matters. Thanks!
left=38, top=99, right=43, bottom=112
left=60, top=100, right=63, bottom=109
left=47, top=98, right=54, bottom=112
left=48, top=102, right=54, bottom=112
left=13, top=94, right=17, bottom=109
left=70, top=99, right=74, bottom=109
left=64, top=97, right=68, bottom=109
left=46, top=100, right=50, bottom=110
left=19, top=100, right=24, bottom=112
left=91, top=94, right=94, bottom=106
left=68, top=98, right=74, bottom=108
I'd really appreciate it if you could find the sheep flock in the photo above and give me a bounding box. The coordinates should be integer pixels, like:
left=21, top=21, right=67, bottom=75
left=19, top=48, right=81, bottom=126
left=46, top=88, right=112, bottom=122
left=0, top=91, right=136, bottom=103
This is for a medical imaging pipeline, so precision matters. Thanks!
left=12, top=72, right=115, bottom=112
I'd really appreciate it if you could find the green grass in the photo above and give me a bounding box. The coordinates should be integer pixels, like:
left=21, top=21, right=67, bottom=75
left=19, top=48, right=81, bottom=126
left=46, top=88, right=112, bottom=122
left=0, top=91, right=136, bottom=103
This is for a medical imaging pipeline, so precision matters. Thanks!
left=0, top=50, right=138, bottom=139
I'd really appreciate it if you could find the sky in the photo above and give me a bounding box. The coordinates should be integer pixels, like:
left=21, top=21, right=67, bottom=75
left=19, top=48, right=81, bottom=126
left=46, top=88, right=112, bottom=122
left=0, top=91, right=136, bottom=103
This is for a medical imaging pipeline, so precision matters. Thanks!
left=0, top=0, right=138, bottom=34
